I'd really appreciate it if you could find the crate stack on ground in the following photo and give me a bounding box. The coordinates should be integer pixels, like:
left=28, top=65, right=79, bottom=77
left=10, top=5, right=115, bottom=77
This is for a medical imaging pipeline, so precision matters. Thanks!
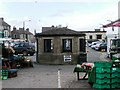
left=111, top=54, right=120, bottom=89
left=111, top=67, right=120, bottom=88
left=1, top=55, right=34, bottom=80
left=8, top=69, right=18, bottom=78
left=1, top=69, right=8, bottom=80
left=91, top=61, right=120, bottom=89
left=92, top=62, right=112, bottom=89
left=1, top=58, right=18, bottom=80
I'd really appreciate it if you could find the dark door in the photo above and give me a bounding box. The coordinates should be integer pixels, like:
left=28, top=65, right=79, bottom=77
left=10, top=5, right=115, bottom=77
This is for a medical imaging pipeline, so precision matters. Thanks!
left=79, top=38, right=86, bottom=52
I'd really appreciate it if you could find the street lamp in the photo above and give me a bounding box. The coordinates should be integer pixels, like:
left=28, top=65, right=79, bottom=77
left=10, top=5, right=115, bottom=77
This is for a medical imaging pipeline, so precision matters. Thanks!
left=99, top=24, right=105, bottom=31
left=107, top=20, right=114, bottom=31
left=23, top=20, right=31, bottom=30
left=22, top=20, right=31, bottom=42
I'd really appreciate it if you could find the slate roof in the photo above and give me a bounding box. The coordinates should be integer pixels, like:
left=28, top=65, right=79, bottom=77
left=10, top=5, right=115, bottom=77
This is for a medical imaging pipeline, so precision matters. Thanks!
left=35, top=28, right=85, bottom=37
left=42, top=27, right=53, bottom=32
left=11, top=28, right=33, bottom=35
left=78, top=31, right=106, bottom=33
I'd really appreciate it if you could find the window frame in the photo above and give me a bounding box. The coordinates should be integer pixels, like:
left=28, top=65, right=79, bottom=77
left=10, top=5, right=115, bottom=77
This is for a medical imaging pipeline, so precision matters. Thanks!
left=89, top=35, right=92, bottom=39
left=96, top=34, right=102, bottom=39
left=62, top=39, right=72, bottom=52
left=44, top=39, right=53, bottom=53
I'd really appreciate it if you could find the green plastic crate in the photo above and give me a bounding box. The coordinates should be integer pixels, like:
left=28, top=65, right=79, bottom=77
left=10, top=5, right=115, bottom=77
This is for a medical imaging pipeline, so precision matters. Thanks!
left=2, top=72, right=8, bottom=75
left=94, top=62, right=112, bottom=68
left=93, top=83, right=110, bottom=89
left=112, top=56, right=118, bottom=61
left=96, top=73, right=111, bottom=79
left=112, top=61, right=120, bottom=67
left=111, top=78, right=120, bottom=83
left=111, top=83, right=120, bottom=89
left=111, top=72, right=120, bottom=78
left=1, top=76, right=8, bottom=80
left=96, top=78, right=110, bottom=84
left=112, top=68, right=120, bottom=73
left=1, top=70, right=8, bottom=76
left=1, top=69, right=8, bottom=80
left=96, top=67, right=111, bottom=73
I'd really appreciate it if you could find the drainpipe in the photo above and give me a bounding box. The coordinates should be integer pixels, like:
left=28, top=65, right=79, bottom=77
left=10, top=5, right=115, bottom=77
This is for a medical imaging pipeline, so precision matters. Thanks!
left=34, top=29, right=39, bottom=63
left=36, top=38, right=39, bottom=63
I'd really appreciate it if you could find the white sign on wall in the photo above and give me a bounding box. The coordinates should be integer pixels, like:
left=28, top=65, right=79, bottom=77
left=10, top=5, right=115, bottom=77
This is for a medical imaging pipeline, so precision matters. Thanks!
left=64, top=55, right=71, bottom=62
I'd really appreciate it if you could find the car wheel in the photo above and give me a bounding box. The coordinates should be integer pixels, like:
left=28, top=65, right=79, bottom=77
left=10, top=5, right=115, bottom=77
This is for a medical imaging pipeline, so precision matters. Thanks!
left=23, top=51, right=28, bottom=56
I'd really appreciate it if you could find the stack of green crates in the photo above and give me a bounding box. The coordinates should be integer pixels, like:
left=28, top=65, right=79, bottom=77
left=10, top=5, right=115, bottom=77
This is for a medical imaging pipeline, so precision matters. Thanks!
left=92, top=61, right=120, bottom=89
left=112, top=60, right=120, bottom=67
left=1, top=69, right=8, bottom=80
left=111, top=67, right=120, bottom=89
left=93, top=62, right=112, bottom=89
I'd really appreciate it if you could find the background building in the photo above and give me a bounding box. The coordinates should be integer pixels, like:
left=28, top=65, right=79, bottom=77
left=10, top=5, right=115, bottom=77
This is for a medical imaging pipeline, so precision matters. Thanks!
left=42, top=26, right=106, bottom=43
left=11, top=27, right=35, bottom=43
left=79, top=29, right=106, bottom=43
left=0, top=18, right=11, bottom=40
left=35, top=27, right=86, bottom=65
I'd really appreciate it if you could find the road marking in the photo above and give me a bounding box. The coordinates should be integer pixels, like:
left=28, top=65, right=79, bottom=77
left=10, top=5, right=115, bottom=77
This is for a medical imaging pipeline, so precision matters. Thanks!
left=58, top=70, right=61, bottom=88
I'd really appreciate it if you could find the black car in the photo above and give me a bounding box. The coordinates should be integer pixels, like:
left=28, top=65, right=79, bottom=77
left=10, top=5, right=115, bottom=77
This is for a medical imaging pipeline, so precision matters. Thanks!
left=13, top=42, right=35, bottom=56
left=99, top=43, right=107, bottom=51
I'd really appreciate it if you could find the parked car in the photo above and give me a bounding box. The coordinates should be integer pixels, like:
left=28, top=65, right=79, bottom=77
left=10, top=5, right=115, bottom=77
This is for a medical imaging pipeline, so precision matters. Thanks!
left=90, top=42, right=97, bottom=48
left=99, top=43, right=107, bottom=51
left=95, top=43, right=107, bottom=51
left=91, top=41, right=103, bottom=49
left=13, top=42, right=35, bottom=56
left=91, top=43, right=97, bottom=49
left=94, top=43, right=102, bottom=51
left=87, top=42, right=92, bottom=47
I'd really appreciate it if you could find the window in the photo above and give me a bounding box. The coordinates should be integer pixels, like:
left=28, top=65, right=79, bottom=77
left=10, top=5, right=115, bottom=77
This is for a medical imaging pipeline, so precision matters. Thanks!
left=62, top=39, right=72, bottom=52
left=89, top=35, right=92, bottom=39
left=4, top=30, right=9, bottom=37
left=7, top=26, right=10, bottom=30
left=44, top=39, right=53, bottom=52
left=96, top=35, right=102, bottom=39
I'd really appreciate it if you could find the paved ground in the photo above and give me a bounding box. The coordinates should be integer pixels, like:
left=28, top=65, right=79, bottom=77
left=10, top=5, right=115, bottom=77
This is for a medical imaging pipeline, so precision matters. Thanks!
left=1, top=47, right=109, bottom=89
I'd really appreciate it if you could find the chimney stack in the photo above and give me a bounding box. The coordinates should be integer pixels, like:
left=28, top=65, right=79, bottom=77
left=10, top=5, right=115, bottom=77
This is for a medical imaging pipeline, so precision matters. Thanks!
left=13, top=26, right=16, bottom=30
left=0, top=17, right=4, bottom=21
left=26, top=28, right=29, bottom=31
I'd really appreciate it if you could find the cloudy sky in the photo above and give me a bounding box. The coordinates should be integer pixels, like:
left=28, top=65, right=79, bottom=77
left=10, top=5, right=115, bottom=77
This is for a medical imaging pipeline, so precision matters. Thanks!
left=0, top=0, right=120, bottom=34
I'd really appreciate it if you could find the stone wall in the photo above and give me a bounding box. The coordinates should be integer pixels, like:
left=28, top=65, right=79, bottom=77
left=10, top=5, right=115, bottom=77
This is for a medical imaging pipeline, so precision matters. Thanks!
left=37, top=36, right=85, bottom=65
left=38, top=53, right=78, bottom=65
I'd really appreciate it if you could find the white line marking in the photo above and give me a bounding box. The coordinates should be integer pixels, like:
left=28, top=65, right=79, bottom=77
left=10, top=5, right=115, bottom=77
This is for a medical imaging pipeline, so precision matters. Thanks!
left=58, top=70, right=61, bottom=88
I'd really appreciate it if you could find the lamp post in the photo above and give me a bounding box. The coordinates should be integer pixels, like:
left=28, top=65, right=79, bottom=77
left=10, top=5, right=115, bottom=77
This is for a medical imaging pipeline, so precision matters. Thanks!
left=107, top=20, right=114, bottom=31
left=22, top=20, right=31, bottom=41
left=99, top=24, right=105, bottom=31
left=23, top=20, right=31, bottom=30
